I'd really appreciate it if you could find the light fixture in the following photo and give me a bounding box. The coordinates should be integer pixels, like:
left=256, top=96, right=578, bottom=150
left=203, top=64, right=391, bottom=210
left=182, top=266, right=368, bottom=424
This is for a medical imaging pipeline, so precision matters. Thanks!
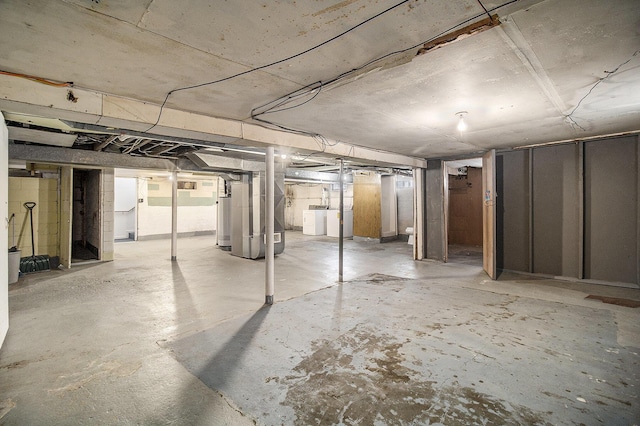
left=281, top=154, right=287, bottom=159
left=456, top=111, right=468, bottom=132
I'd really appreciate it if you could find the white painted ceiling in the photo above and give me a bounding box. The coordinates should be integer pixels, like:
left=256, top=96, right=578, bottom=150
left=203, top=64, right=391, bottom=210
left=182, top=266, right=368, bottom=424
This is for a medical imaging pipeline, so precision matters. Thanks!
left=1, top=0, right=639, bottom=161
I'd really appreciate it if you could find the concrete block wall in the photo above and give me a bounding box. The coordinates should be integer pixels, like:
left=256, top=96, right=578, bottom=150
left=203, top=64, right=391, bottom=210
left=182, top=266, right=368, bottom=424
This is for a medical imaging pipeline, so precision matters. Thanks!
left=59, top=167, right=72, bottom=268
left=37, top=178, right=59, bottom=257
left=101, top=169, right=115, bottom=261
left=8, top=176, right=59, bottom=257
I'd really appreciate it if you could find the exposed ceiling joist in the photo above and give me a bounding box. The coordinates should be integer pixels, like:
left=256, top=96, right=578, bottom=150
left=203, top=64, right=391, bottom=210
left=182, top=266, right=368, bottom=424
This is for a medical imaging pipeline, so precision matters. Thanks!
left=9, top=142, right=177, bottom=171
left=0, top=74, right=428, bottom=169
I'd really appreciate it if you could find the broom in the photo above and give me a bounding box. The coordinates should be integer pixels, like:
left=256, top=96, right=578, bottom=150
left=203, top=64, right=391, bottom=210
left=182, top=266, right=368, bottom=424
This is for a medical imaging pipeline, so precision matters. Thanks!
left=19, top=202, right=50, bottom=273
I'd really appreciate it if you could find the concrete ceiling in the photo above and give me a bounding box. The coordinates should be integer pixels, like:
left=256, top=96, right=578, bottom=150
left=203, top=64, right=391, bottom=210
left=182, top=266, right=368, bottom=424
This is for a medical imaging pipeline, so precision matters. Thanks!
left=0, top=0, right=639, bottom=162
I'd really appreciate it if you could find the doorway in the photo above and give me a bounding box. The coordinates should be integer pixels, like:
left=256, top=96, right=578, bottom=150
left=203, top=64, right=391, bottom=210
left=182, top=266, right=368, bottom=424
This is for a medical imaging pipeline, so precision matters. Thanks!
left=72, top=169, right=101, bottom=262
left=114, top=177, right=137, bottom=241
left=445, top=159, right=483, bottom=266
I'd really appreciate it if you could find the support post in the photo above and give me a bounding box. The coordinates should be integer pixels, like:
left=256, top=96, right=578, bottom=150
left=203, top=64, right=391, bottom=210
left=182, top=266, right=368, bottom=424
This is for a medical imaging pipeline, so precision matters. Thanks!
left=171, top=170, right=178, bottom=261
left=413, top=168, right=425, bottom=260
left=265, top=147, right=275, bottom=305
left=339, top=159, right=344, bottom=282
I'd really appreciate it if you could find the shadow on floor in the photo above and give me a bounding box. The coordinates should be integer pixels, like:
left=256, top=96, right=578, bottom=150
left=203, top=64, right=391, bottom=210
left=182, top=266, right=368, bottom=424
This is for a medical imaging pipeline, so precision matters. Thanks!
left=72, top=241, right=98, bottom=262
left=448, top=244, right=483, bottom=266
left=168, top=305, right=271, bottom=387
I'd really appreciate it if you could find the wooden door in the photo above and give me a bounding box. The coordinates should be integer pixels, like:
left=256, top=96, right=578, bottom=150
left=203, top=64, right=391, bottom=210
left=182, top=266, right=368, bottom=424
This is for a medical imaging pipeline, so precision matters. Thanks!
left=482, top=150, right=497, bottom=279
left=353, top=172, right=381, bottom=238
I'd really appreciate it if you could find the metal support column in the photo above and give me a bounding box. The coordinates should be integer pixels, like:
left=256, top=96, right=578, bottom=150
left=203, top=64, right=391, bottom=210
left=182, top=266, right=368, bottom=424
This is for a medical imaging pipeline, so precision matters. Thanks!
left=265, top=147, right=275, bottom=305
left=339, top=158, right=344, bottom=282
left=171, top=170, right=178, bottom=261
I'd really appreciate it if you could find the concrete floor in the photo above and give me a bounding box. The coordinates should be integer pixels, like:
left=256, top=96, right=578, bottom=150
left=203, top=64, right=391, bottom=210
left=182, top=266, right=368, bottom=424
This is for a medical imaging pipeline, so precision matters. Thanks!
left=0, top=232, right=639, bottom=425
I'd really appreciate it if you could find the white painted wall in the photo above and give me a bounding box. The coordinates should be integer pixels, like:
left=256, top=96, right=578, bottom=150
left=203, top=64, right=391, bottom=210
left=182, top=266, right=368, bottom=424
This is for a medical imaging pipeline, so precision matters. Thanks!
left=397, top=175, right=414, bottom=235
left=1, top=113, right=9, bottom=347
left=114, top=177, right=137, bottom=239
left=285, top=182, right=353, bottom=230
left=381, top=175, right=398, bottom=238
left=137, top=176, right=217, bottom=238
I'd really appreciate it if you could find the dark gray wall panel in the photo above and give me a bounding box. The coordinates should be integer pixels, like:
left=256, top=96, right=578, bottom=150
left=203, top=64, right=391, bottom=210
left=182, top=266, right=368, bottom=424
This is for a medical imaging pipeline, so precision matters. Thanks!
left=497, top=150, right=530, bottom=272
left=532, top=144, right=580, bottom=277
left=426, top=160, right=445, bottom=261
left=584, top=137, right=638, bottom=284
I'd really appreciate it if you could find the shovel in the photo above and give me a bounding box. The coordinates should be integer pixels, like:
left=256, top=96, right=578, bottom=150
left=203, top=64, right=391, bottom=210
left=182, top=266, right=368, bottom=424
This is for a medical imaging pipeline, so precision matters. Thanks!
left=19, top=202, right=50, bottom=273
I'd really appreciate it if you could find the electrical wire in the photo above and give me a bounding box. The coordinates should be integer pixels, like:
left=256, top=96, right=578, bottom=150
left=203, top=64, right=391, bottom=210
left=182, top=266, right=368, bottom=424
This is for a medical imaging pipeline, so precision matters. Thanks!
left=262, top=83, right=324, bottom=115
left=143, top=0, right=413, bottom=132
left=476, top=0, right=493, bottom=21
left=0, top=70, right=72, bottom=87
left=144, top=0, right=519, bottom=157
left=254, top=83, right=322, bottom=116
left=251, top=0, right=518, bottom=133
left=565, top=49, right=640, bottom=130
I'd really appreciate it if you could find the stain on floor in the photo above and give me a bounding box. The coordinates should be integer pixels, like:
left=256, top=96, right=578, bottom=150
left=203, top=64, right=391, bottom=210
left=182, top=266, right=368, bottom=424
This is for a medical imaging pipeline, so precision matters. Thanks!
left=165, top=275, right=639, bottom=425
left=586, top=295, right=640, bottom=308
left=281, top=323, right=549, bottom=425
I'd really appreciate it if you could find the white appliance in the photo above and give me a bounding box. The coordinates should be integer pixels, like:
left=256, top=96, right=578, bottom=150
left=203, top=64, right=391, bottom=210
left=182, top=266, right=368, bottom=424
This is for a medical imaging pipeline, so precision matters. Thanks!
left=217, top=196, right=232, bottom=249
left=302, top=210, right=327, bottom=235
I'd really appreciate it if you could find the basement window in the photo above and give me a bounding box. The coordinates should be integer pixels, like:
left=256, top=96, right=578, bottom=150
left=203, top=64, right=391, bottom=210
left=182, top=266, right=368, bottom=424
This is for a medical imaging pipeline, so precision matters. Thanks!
left=178, top=181, right=197, bottom=190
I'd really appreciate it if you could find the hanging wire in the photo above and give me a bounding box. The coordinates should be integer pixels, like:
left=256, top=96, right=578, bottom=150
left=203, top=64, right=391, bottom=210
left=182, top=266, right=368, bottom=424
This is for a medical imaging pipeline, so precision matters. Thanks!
left=250, top=0, right=518, bottom=139
left=476, top=0, right=493, bottom=20
left=565, top=49, right=640, bottom=131
left=143, top=0, right=413, bottom=132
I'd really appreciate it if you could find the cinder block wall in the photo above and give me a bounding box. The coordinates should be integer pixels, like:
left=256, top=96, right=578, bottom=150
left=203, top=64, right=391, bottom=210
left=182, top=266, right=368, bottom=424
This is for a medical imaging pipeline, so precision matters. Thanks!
left=8, top=176, right=59, bottom=257
left=101, top=169, right=115, bottom=261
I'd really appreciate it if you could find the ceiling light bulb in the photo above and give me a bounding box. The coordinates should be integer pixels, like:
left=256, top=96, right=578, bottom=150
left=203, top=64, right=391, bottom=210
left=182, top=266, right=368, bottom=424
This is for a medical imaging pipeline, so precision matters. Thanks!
left=281, top=154, right=287, bottom=159
left=456, top=112, right=468, bottom=132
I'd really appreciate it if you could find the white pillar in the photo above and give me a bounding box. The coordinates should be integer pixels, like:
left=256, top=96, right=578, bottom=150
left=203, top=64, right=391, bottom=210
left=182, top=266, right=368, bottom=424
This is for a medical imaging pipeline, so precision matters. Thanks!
left=413, top=168, right=425, bottom=260
left=171, top=170, right=178, bottom=261
left=339, top=159, right=344, bottom=282
left=265, top=147, right=275, bottom=305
